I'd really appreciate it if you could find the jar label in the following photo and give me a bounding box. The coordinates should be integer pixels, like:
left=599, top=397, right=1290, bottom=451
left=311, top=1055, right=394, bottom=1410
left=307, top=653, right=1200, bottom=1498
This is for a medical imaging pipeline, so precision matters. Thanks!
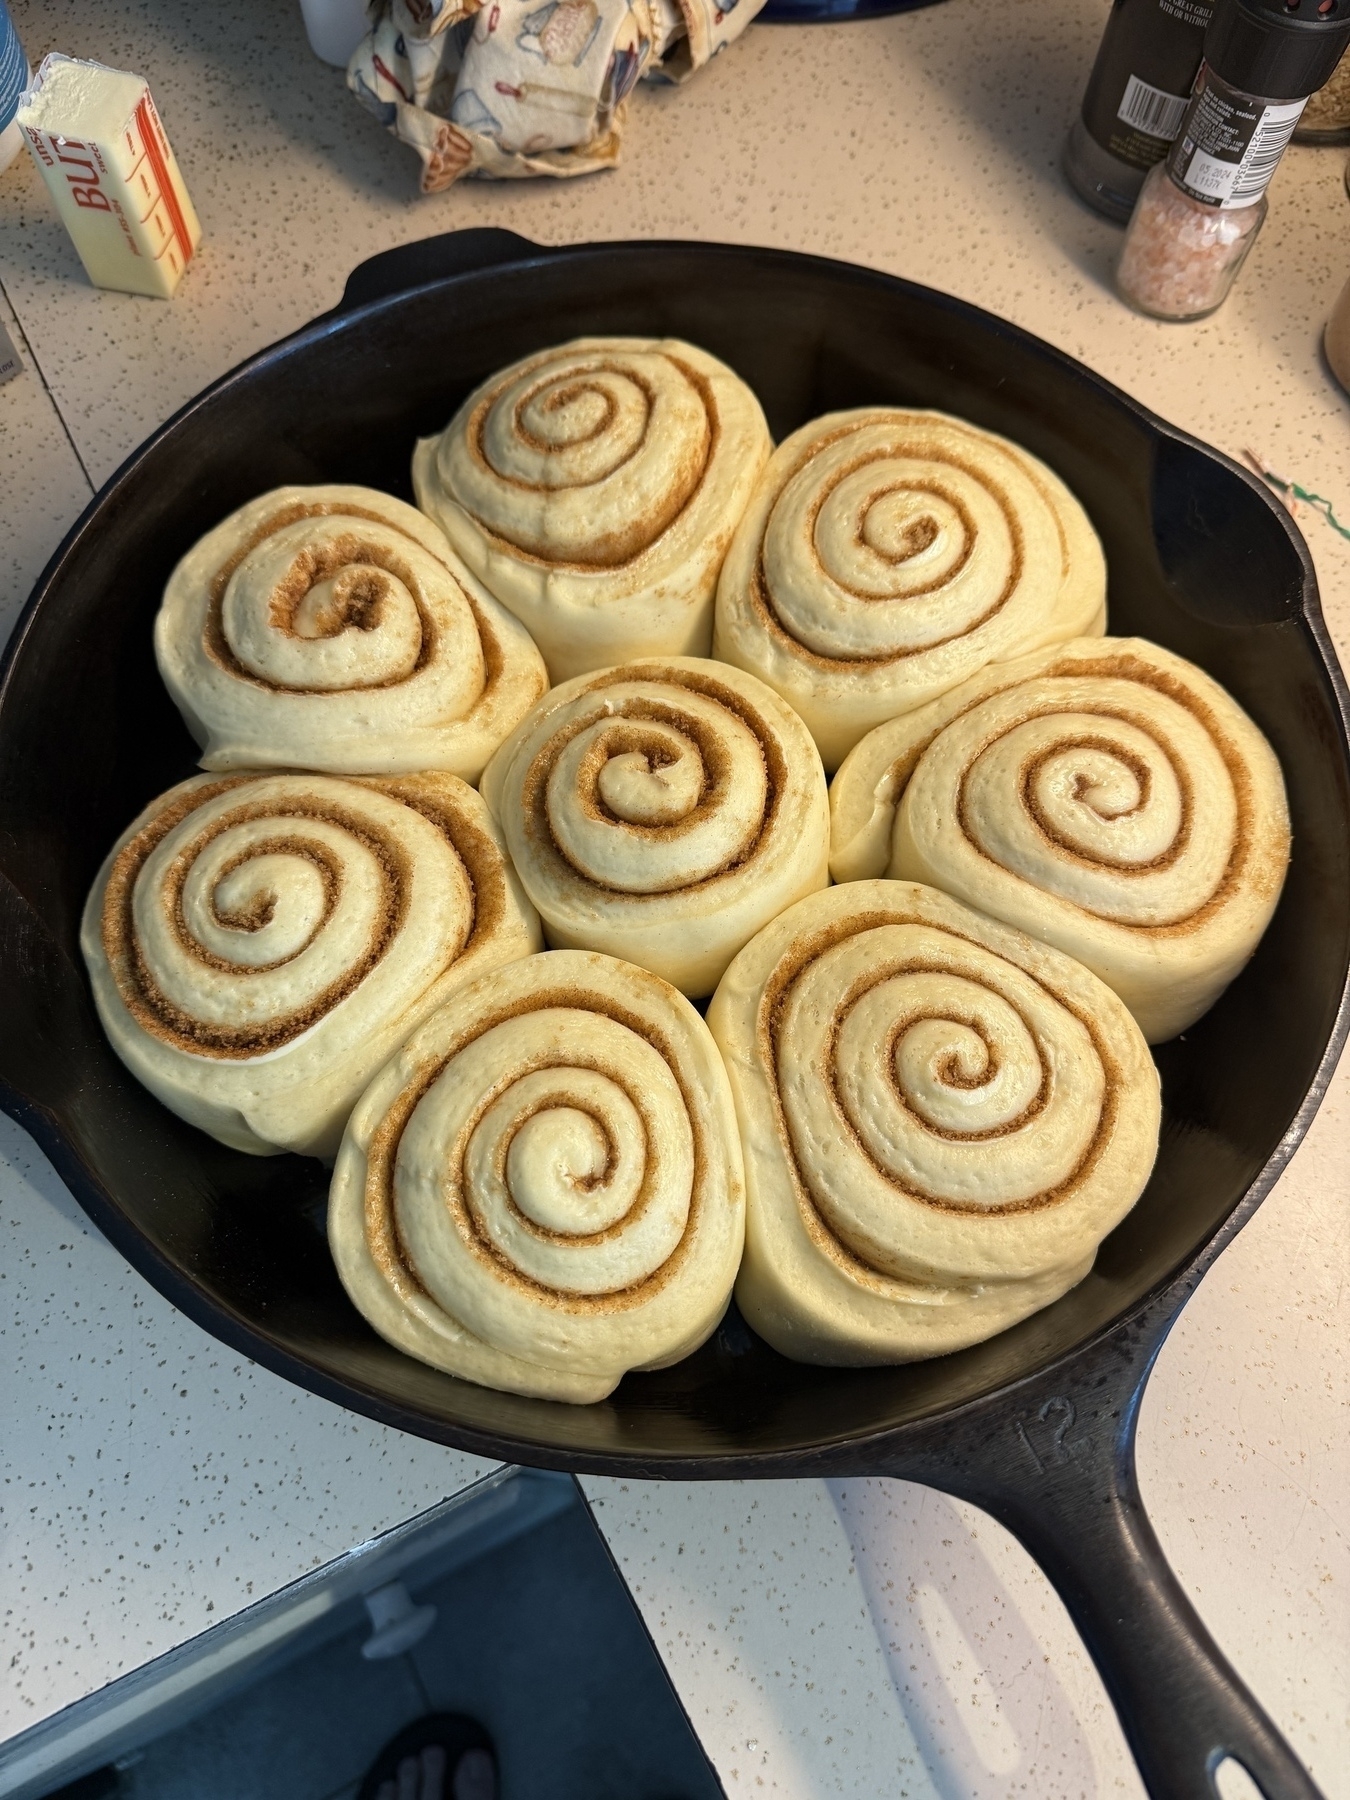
left=1081, top=0, right=1214, bottom=172
left=1166, top=64, right=1306, bottom=208
left=1117, top=74, right=1191, bottom=142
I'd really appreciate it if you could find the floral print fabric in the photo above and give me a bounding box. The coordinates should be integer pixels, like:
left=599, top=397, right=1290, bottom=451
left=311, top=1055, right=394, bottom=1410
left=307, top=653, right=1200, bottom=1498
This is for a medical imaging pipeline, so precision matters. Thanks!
left=348, top=0, right=764, bottom=192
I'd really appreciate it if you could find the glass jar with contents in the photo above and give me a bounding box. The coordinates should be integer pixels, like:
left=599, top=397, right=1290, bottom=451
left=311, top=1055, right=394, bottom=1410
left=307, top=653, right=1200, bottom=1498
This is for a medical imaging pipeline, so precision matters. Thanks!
left=1118, top=0, right=1350, bottom=320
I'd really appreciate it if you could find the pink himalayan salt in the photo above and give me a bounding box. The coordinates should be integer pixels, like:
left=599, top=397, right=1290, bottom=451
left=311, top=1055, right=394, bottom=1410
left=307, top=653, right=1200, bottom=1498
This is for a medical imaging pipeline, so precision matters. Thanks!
left=1118, top=166, right=1264, bottom=320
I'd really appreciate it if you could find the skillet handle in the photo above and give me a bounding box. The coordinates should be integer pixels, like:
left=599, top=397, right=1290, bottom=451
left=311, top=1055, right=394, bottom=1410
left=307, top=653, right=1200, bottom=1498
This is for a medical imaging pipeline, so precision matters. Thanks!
left=884, top=1332, right=1326, bottom=1800
left=335, top=229, right=544, bottom=313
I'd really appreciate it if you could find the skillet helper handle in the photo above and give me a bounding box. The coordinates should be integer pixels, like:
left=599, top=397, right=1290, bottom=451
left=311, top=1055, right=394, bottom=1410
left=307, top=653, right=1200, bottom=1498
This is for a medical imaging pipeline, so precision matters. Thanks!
left=889, top=1339, right=1326, bottom=1800
left=335, top=229, right=544, bottom=313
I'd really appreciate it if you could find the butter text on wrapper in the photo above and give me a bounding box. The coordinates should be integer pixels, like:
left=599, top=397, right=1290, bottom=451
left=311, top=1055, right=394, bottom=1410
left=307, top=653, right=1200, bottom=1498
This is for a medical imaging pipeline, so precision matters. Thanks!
left=18, top=54, right=201, bottom=299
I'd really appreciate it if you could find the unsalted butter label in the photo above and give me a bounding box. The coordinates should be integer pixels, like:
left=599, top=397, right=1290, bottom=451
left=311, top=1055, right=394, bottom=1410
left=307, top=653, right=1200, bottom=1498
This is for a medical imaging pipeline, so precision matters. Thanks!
left=17, top=56, right=202, bottom=299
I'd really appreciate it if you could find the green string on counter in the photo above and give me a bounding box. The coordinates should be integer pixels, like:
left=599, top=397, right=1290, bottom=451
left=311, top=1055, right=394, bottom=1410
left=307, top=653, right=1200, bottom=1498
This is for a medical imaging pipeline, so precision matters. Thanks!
left=1250, top=459, right=1350, bottom=542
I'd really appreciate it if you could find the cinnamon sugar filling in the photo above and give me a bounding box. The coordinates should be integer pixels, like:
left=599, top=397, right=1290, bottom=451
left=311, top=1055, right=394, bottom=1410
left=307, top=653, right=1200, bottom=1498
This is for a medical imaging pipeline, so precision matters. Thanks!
left=754, top=909, right=1124, bottom=1291
left=365, top=986, right=708, bottom=1316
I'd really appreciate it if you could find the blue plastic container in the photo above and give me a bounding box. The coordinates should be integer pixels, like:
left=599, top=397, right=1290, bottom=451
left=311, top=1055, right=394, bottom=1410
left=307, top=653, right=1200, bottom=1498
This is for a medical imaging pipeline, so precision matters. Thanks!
left=760, top=0, right=947, bottom=25
left=1, top=0, right=30, bottom=171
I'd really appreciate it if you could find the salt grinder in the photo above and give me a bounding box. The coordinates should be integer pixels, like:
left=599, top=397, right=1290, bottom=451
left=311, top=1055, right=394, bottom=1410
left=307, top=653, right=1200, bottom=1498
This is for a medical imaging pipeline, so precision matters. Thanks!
left=1118, top=0, right=1350, bottom=320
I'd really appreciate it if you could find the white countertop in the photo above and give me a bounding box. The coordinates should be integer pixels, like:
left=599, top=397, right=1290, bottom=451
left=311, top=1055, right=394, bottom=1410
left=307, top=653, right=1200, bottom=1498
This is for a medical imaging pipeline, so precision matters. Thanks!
left=2, top=0, right=1347, bottom=1794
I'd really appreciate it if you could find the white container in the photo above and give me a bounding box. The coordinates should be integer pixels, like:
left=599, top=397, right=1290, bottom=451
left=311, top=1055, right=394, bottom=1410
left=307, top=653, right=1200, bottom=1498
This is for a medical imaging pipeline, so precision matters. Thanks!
left=0, top=109, right=26, bottom=172
left=299, top=0, right=370, bottom=68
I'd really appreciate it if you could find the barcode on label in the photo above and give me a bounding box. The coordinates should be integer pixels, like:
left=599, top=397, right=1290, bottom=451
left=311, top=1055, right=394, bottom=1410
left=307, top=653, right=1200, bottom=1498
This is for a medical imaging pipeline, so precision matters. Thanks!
left=1117, top=74, right=1189, bottom=142
left=1227, top=101, right=1304, bottom=206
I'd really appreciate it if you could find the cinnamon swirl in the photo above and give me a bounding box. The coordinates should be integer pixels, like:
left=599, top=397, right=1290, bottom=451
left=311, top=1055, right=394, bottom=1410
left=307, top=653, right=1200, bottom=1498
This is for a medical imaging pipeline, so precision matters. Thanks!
left=155, top=486, right=547, bottom=781
left=81, top=770, right=541, bottom=1157
left=707, top=881, right=1160, bottom=1365
left=829, top=637, right=1291, bottom=1041
left=480, top=657, right=831, bottom=996
left=412, top=338, right=772, bottom=681
left=713, top=409, right=1107, bottom=769
left=329, top=949, right=746, bottom=1402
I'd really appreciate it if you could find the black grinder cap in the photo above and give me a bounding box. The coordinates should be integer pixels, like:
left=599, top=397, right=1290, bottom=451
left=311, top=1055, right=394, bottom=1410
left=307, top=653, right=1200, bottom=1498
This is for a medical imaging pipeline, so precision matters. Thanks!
left=1205, top=0, right=1350, bottom=97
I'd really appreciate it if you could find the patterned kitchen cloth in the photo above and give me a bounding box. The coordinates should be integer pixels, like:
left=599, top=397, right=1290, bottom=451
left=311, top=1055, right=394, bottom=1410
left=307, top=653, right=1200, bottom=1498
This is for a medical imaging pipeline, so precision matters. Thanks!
left=349, top=0, right=765, bottom=193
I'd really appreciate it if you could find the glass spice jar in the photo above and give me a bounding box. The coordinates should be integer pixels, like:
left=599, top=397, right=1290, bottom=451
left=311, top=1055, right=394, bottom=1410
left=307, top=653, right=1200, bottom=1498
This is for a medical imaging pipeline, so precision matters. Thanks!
left=1118, top=0, right=1350, bottom=321
left=1119, top=161, right=1267, bottom=317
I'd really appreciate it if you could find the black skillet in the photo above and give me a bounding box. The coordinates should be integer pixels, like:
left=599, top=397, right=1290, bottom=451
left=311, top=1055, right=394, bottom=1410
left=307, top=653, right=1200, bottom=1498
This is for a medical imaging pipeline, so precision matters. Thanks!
left=1, top=233, right=1346, bottom=1800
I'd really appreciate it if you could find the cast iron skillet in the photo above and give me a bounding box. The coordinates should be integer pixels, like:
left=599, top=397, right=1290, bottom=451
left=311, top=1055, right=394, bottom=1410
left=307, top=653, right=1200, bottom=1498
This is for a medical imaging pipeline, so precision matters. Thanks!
left=1, top=232, right=1345, bottom=1800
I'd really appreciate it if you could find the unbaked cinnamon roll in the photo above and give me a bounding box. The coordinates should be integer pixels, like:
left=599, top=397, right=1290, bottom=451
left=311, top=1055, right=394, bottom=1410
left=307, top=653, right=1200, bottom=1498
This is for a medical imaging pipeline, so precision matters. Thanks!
left=155, top=486, right=547, bottom=781
left=713, top=409, right=1107, bottom=769
left=480, top=657, right=830, bottom=996
left=829, top=637, right=1291, bottom=1041
left=412, top=338, right=772, bottom=681
left=81, top=770, right=541, bottom=1157
left=329, top=949, right=746, bottom=1402
left=707, top=881, right=1160, bottom=1365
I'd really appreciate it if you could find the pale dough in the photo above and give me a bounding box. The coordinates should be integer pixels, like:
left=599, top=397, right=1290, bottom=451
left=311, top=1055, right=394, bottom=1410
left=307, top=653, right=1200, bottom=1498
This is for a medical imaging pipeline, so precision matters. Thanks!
left=81, top=770, right=541, bottom=1156
left=714, top=408, right=1106, bottom=770
left=155, top=485, right=547, bottom=781
left=828, top=637, right=1291, bottom=1042
left=412, top=337, right=771, bottom=682
left=707, top=881, right=1160, bottom=1366
left=329, top=949, right=746, bottom=1402
left=480, top=657, right=831, bottom=997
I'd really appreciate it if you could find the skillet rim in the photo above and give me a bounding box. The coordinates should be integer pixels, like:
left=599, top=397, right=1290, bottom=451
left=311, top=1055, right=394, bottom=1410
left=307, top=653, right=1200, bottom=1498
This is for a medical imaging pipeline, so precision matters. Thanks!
left=2, top=236, right=1348, bottom=1478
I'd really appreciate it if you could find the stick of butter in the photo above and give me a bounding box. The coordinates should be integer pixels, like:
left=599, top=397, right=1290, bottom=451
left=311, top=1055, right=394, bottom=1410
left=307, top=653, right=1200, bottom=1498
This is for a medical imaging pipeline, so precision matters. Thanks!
left=17, top=54, right=201, bottom=299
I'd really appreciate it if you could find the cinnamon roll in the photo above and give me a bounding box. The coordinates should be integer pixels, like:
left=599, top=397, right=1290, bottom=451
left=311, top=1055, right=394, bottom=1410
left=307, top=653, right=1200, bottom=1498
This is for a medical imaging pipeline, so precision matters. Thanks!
left=707, top=881, right=1160, bottom=1365
left=329, top=949, right=746, bottom=1402
left=829, top=637, right=1291, bottom=1041
left=155, top=486, right=547, bottom=781
left=412, top=338, right=772, bottom=681
left=480, top=657, right=830, bottom=997
left=81, top=770, right=541, bottom=1157
left=713, top=409, right=1107, bottom=769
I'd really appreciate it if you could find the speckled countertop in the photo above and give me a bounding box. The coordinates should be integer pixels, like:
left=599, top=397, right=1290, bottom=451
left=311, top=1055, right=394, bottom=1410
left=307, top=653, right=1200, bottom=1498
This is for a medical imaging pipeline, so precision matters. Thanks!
left=1, top=1, right=1347, bottom=1795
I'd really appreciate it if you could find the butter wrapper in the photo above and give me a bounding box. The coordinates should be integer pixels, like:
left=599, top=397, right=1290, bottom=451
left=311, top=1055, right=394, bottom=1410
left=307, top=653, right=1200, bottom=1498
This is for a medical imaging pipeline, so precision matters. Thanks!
left=0, top=318, right=22, bottom=386
left=18, top=55, right=201, bottom=299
